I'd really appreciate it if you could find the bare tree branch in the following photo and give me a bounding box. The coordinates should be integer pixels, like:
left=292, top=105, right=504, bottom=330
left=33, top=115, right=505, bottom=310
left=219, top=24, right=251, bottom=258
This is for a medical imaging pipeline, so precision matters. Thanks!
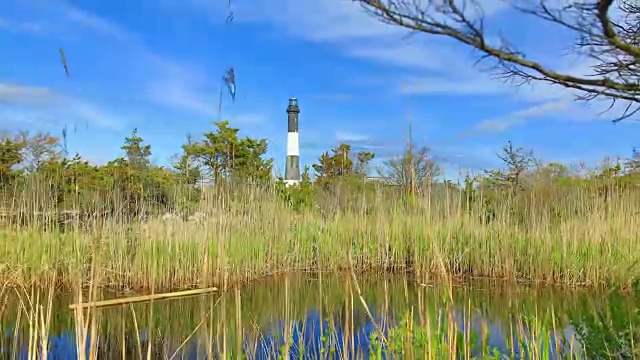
left=356, top=0, right=640, bottom=121
left=377, top=145, right=440, bottom=188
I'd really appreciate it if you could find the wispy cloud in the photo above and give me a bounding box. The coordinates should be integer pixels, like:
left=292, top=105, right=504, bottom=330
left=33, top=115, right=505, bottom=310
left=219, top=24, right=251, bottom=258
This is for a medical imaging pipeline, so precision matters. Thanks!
left=146, top=78, right=217, bottom=116
left=63, top=5, right=131, bottom=40
left=0, top=82, right=126, bottom=130
left=347, top=42, right=455, bottom=72
left=402, top=75, right=505, bottom=96
left=476, top=100, right=571, bottom=132
left=223, top=0, right=405, bottom=41
left=0, top=83, right=58, bottom=105
left=229, top=0, right=508, bottom=42
left=144, top=56, right=221, bottom=117
left=1, top=1, right=132, bottom=38
left=0, top=17, right=44, bottom=33
left=336, top=131, right=368, bottom=143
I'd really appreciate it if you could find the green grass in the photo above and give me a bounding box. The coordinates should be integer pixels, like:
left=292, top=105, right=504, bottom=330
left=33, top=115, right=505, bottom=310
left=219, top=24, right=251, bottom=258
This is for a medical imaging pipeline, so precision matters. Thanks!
left=1, top=178, right=638, bottom=291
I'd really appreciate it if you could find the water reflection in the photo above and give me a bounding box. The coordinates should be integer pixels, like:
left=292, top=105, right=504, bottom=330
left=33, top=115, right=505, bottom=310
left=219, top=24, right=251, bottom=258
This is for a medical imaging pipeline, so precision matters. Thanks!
left=1, top=275, right=638, bottom=359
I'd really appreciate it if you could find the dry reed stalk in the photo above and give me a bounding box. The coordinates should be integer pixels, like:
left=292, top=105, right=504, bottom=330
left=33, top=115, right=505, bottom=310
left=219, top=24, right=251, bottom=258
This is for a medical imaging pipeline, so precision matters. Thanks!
left=68, top=287, right=218, bottom=310
left=120, top=314, right=126, bottom=360
left=168, top=294, right=223, bottom=360
left=447, top=305, right=457, bottom=360
left=219, top=295, right=228, bottom=359
left=38, top=275, right=55, bottom=360
left=26, top=287, right=37, bottom=360
left=10, top=304, right=22, bottom=359
left=317, top=269, right=325, bottom=358
left=349, top=279, right=355, bottom=359
left=129, top=304, right=143, bottom=360
left=346, top=239, right=387, bottom=345
left=73, top=256, right=92, bottom=360
left=0, top=280, right=10, bottom=328
left=342, top=279, right=350, bottom=359
left=509, top=317, right=515, bottom=359
left=464, top=298, right=471, bottom=360
left=88, top=304, right=99, bottom=360
left=282, top=274, right=292, bottom=358
left=8, top=281, right=52, bottom=360
left=206, top=294, right=214, bottom=359
left=234, top=285, right=242, bottom=358
left=144, top=296, right=153, bottom=360
left=551, top=304, right=561, bottom=356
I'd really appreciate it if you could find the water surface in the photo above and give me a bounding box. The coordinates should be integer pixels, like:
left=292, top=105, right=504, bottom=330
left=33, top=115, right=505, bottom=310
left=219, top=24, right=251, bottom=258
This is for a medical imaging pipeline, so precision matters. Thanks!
left=1, top=274, right=638, bottom=359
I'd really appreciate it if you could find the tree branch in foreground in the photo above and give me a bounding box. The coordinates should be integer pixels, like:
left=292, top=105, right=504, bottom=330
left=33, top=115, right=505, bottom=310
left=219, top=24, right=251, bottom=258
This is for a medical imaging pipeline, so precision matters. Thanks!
left=356, top=0, right=640, bottom=122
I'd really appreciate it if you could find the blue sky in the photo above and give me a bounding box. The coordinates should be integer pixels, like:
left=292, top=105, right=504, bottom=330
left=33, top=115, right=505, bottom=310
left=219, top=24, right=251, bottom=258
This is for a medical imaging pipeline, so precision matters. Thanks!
left=1, top=0, right=638, bottom=180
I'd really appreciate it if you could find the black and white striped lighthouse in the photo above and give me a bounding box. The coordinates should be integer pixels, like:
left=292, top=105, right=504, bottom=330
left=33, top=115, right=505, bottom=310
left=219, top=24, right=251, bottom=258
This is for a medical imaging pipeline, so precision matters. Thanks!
left=284, top=98, right=300, bottom=186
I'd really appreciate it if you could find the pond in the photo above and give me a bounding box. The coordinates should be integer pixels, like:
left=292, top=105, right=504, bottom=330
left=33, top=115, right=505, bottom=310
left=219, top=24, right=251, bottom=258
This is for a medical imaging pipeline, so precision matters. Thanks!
left=1, top=274, right=638, bottom=359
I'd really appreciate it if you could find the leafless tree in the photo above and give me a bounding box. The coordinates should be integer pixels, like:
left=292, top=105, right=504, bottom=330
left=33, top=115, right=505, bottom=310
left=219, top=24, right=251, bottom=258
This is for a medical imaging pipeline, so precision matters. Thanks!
left=377, top=145, right=441, bottom=188
left=356, top=0, right=640, bottom=121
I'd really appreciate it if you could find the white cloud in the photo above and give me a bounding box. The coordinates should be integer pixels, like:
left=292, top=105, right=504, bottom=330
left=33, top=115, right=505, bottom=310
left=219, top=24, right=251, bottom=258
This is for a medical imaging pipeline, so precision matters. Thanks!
left=219, top=0, right=405, bottom=41
left=0, top=17, right=44, bottom=33
left=336, top=131, right=369, bottom=142
left=146, top=77, right=217, bottom=116
left=0, top=83, right=57, bottom=105
left=141, top=52, right=223, bottom=117
left=223, top=0, right=507, bottom=42
left=0, top=82, right=126, bottom=131
left=473, top=92, right=634, bottom=133
left=1, top=1, right=131, bottom=38
left=476, top=99, right=571, bottom=132
left=63, top=5, right=131, bottom=41
left=347, top=41, right=452, bottom=72
left=402, top=75, right=505, bottom=96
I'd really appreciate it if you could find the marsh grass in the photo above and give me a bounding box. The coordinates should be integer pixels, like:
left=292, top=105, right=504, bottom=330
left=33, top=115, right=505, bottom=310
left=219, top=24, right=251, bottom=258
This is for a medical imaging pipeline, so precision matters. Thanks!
left=1, top=176, right=639, bottom=291
left=0, top=279, right=55, bottom=360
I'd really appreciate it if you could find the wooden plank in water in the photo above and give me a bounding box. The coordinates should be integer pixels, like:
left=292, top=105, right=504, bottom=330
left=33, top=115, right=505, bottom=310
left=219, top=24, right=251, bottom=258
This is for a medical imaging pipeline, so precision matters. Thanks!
left=68, top=287, right=218, bottom=310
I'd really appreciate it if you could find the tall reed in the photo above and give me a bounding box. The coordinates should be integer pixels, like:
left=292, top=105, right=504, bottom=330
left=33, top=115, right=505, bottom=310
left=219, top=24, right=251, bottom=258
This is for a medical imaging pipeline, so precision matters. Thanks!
left=1, top=177, right=638, bottom=291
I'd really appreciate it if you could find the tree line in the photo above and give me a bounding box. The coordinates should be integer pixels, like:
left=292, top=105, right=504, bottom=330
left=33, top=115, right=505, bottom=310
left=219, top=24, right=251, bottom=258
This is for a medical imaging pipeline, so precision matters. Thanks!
left=1, top=121, right=639, bottom=219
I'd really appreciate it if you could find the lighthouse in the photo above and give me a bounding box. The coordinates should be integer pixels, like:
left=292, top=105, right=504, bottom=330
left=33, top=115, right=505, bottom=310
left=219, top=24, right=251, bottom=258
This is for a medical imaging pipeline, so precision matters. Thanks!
left=284, top=98, right=300, bottom=186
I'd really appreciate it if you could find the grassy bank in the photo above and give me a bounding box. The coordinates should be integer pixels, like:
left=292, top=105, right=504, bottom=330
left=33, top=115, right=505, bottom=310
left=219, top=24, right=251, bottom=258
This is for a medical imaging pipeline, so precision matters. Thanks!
left=1, top=177, right=639, bottom=291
